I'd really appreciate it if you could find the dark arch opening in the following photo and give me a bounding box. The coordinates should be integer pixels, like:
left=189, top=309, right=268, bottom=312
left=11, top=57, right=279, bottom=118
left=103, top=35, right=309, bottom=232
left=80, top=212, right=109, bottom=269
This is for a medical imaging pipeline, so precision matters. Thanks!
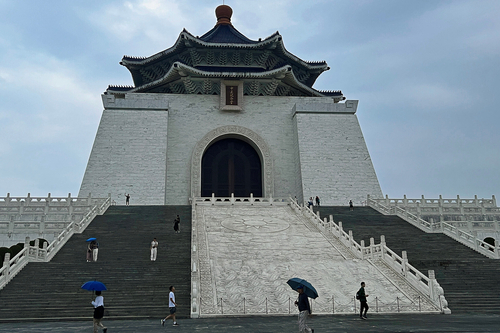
left=201, top=138, right=262, bottom=197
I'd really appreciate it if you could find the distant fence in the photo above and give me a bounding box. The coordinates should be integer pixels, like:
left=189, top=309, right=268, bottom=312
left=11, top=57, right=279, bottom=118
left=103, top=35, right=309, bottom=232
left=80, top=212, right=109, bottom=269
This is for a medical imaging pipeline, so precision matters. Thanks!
left=200, top=295, right=428, bottom=316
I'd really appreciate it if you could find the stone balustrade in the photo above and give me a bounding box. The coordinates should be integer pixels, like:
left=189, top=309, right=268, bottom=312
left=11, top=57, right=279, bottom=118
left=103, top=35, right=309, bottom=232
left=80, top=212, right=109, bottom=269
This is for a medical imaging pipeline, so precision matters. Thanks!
left=370, top=195, right=500, bottom=223
left=0, top=196, right=111, bottom=290
left=367, top=197, right=500, bottom=259
left=290, top=198, right=450, bottom=314
left=0, top=193, right=110, bottom=247
left=192, top=193, right=288, bottom=206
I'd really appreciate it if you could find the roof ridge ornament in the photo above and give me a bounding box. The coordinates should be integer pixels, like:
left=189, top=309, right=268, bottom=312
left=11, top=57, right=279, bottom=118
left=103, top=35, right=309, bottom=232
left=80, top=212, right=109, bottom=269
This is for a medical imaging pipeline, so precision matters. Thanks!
left=215, top=4, right=232, bottom=26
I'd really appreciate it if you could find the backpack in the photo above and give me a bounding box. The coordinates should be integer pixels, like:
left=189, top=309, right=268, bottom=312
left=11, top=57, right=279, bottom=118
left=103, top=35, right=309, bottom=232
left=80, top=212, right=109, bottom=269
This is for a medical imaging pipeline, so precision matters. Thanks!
left=355, top=291, right=360, bottom=300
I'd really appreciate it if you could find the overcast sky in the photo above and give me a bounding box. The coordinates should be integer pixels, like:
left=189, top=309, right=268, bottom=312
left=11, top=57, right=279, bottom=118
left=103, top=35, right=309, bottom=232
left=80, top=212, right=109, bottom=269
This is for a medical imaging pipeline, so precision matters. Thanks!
left=0, top=0, right=499, bottom=200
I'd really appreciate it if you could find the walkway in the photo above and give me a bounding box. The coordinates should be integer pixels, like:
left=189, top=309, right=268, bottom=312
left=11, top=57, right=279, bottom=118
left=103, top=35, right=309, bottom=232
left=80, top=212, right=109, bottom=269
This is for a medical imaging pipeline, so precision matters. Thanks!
left=0, top=314, right=498, bottom=332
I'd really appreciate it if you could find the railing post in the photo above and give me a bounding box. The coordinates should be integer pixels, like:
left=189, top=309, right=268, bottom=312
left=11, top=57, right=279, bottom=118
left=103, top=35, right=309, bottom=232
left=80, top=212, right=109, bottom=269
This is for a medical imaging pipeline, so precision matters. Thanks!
left=360, top=240, right=365, bottom=259
left=370, top=237, right=375, bottom=259
left=3, top=253, right=11, bottom=278
left=380, top=235, right=386, bottom=257
left=42, top=241, right=48, bottom=261
left=250, top=193, right=254, bottom=205
left=211, top=193, right=215, bottom=205
left=397, top=297, right=400, bottom=312
left=402, top=251, right=408, bottom=277
left=428, top=270, right=436, bottom=302
left=375, top=296, right=378, bottom=313
left=231, top=193, right=235, bottom=205
left=332, top=295, right=334, bottom=314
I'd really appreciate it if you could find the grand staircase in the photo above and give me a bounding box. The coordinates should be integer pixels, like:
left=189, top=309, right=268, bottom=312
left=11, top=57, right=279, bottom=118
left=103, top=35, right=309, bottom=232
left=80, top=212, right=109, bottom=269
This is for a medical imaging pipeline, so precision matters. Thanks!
left=0, top=206, right=191, bottom=322
left=317, top=206, right=500, bottom=314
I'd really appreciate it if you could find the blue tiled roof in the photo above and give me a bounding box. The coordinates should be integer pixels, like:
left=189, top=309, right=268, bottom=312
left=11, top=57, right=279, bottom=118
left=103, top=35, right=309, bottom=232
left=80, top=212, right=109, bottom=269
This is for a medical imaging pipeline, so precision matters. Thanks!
left=199, top=24, right=257, bottom=44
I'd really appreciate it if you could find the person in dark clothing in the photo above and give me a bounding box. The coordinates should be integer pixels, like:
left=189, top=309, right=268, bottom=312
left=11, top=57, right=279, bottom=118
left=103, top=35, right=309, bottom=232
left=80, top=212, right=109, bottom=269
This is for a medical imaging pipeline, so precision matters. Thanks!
left=92, top=291, right=107, bottom=333
left=315, top=196, right=320, bottom=206
left=294, top=286, right=314, bottom=333
left=349, top=199, right=354, bottom=211
left=125, top=194, right=130, bottom=206
left=357, top=281, right=369, bottom=319
left=173, top=215, right=180, bottom=233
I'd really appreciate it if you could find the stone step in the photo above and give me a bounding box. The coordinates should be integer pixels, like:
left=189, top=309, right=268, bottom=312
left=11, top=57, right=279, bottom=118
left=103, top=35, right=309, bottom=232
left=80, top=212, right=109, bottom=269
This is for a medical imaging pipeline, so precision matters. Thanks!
left=317, top=206, right=500, bottom=314
left=0, top=205, right=192, bottom=322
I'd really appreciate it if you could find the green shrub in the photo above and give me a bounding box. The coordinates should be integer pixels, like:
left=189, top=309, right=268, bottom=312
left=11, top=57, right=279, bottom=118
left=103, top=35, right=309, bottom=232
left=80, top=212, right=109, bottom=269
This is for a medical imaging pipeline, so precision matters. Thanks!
left=29, top=238, right=48, bottom=248
left=9, top=244, right=23, bottom=258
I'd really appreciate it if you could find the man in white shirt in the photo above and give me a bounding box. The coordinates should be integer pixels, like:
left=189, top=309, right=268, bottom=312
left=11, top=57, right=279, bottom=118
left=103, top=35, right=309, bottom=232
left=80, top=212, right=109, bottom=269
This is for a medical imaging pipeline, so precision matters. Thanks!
left=161, top=286, right=178, bottom=326
left=91, top=291, right=107, bottom=333
left=150, top=238, right=158, bottom=261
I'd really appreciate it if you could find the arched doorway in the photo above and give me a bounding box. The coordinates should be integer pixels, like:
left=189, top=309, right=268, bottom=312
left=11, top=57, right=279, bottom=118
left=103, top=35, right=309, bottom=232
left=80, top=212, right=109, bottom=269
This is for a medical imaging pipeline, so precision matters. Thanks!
left=201, top=138, right=262, bottom=197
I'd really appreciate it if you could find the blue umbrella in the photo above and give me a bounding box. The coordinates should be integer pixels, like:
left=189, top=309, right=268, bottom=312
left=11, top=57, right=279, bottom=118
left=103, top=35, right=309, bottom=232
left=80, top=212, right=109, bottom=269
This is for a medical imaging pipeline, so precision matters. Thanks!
left=86, top=237, right=97, bottom=242
left=287, top=278, right=318, bottom=299
left=81, top=280, right=107, bottom=291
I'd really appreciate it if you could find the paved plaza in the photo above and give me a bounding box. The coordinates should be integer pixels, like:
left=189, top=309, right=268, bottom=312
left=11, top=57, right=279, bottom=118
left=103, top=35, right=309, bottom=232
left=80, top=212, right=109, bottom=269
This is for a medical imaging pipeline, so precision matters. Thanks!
left=0, top=314, right=499, bottom=332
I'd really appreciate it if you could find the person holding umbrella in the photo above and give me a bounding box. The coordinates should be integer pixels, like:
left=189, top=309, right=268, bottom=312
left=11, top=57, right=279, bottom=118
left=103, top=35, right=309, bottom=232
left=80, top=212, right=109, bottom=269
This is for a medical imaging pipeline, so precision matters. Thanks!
left=82, top=281, right=108, bottom=333
left=287, top=278, right=317, bottom=333
left=86, top=238, right=97, bottom=262
left=295, top=285, right=314, bottom=333
left=92, top=291, right=107, bottom=333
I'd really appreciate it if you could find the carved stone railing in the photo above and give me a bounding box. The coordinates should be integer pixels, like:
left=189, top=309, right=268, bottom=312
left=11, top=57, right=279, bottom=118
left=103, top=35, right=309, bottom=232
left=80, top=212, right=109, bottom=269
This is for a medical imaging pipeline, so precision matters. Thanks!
left=0, top=196, right=111, bottom=290
left=290, top=198, right=450, bottom=314
left=0, top=193, right=111, bottom=245
left=370, top=195, right=500, bottom=223
left=367, top=197, right=500, bottom=259
left=191, top=204, right=201, bottom=318
left=376, top=194, right=497, bottom=208
left=192, top=194, right=288, bottom=206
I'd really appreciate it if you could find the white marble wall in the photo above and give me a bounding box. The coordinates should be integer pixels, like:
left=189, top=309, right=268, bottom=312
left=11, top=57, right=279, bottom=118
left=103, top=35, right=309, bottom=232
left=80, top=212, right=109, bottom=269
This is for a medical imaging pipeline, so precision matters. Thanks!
left=79, top=93, right=382, bottom=205
left=294, top=102, right=383, bottom=206
left=79, top=97, right=169, bottom=205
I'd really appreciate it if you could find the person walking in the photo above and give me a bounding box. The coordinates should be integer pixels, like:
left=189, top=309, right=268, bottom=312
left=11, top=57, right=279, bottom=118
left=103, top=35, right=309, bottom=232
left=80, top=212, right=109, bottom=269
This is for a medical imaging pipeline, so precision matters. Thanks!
left=150, top=238, right=158, bottom=261
left=91, top=240, right=99, bottom=262
left=349, top=199, right=354, bottom=211
left=92, top=291, right=107, bottom=333
left=174, top=215, right=180, bottom=233
left=125, top=194, right=130, bottom=206
left=294, top=285, right=314, bottom=333
left=161, top=286, right=179, bottom=326
left=357, top=281, right=369, bottom=319
left=87, top=242, right=93, bottom=262
left=315, top=196, right=320, bottom=206
left=307, top=197, right=314, bottom=209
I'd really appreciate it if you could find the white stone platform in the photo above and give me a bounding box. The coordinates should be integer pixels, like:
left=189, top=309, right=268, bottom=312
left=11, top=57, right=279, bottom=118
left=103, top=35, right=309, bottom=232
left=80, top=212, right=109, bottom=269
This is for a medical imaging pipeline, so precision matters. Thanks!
left=194, top=205, right=438, bottom=316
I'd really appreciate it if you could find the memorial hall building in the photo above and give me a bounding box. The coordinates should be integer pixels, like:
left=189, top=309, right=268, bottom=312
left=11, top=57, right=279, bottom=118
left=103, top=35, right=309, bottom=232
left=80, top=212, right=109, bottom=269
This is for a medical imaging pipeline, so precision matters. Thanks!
left=78, top=5, right=382, bottom=206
